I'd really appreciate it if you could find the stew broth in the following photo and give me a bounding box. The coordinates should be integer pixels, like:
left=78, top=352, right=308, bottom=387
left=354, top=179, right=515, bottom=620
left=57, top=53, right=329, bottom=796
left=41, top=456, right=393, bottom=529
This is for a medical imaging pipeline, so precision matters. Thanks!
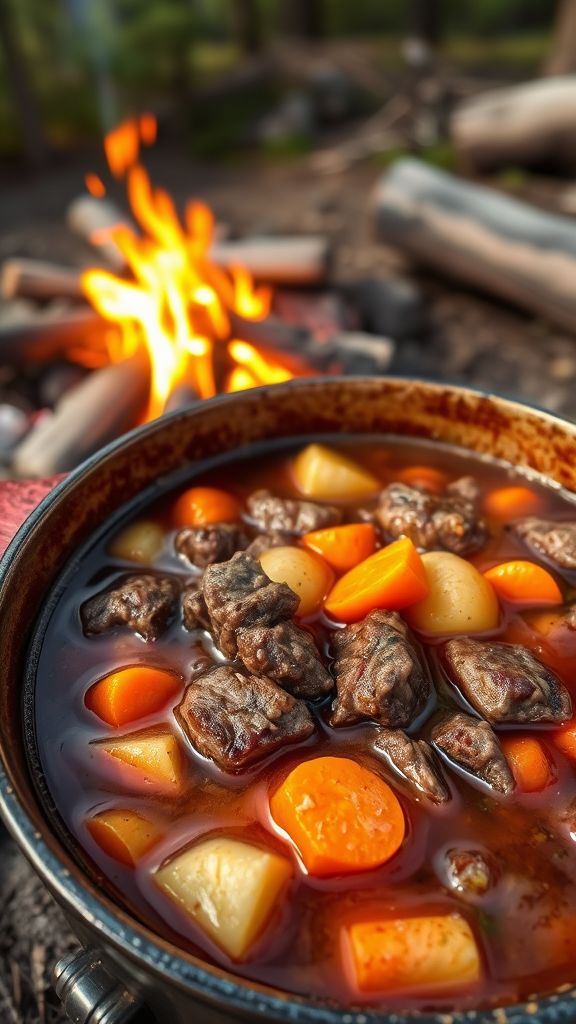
left=32, top=437, right=576, bottom=1013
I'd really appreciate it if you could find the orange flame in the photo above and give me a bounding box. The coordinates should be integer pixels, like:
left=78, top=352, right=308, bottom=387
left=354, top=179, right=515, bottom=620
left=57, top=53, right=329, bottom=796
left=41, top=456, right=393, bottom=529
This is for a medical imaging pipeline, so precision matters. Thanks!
left=81, top=115, right=293, bottom=419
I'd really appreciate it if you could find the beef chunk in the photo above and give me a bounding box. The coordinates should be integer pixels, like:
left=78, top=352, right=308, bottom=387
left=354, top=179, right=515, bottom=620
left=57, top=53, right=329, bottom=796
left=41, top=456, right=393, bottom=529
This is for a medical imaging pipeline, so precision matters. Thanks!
left=175, top=524, right=248, bottom=569
left=443, top=847, right=500, bottom=897
left=247, top=489, right=341, bottom=535
left=443, top=638, right=572, bottom=724
left=202, top=553, right=299, bottom=658
left=513, top=517, right=576, bottom=572
left=432, top=711, right=515, bottom=795
left=81, top=574, right=179, bottom=642
left=175, top=664, right=314, bottom=771
left=376, top=478, right=488, bottom=555
left=558, top=797, right=576, bottom=840
left=181, top=582, right=211, bottom=631
left=373, top=728, right=450, bottom=805
left=330, top=610, right=431, bottom=728
left=236, top=620, right=333, bottom=700
left=245, top=531, right=292, bottom=559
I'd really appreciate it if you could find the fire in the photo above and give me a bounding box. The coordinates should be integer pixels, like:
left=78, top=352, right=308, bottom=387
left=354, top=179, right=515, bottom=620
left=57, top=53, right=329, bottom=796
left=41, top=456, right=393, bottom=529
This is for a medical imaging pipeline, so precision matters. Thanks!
left=81, top=116, right=294, bottom=420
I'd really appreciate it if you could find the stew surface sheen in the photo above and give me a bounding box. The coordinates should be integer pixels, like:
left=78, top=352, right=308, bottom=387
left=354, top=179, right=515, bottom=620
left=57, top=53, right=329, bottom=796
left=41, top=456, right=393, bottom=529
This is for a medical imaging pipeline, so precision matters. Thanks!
left=33, top=436, right=576, bottom=1013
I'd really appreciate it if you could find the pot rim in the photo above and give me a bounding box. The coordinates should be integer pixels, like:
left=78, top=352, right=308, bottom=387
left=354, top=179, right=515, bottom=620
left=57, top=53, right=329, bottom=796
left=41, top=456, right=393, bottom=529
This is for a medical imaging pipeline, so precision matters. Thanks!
left=1, top=375, right=576, bottom=1024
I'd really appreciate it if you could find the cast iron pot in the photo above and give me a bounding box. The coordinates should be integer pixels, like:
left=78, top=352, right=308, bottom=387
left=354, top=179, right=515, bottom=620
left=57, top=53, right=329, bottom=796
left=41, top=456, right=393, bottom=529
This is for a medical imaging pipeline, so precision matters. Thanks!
left=1, top=377, right=576, bottom=1024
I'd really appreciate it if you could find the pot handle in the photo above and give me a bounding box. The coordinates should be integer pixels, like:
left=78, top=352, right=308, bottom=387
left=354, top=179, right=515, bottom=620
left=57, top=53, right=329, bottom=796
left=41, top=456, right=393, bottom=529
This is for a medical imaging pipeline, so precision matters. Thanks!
left=53, top=948, right=156, bottom=1024
left=0, top=475, right=63, bottom=560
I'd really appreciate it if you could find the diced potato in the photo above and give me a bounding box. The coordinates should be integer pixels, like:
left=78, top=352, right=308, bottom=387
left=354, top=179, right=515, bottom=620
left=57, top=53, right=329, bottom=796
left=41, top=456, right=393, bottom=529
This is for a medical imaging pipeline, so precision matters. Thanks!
left=343, top=913, right=482, bottom=994
left=155, top=836, right=292, bottom=960
left=260, top=546, right=333, bottom=616
left=86, top=808, right=162, bottom=866
left=292, top=443, right=379, bottom=501
left=405, top=551, right=499, bottom=635
left=98, top=729, right=183, bottom=788
left=109, top=520, right=165, bottom=563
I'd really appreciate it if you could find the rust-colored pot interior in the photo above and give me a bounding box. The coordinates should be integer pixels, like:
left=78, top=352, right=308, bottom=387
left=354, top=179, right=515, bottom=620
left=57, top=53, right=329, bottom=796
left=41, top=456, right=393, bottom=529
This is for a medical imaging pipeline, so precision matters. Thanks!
left=1, top=376, right=576, bottom=1021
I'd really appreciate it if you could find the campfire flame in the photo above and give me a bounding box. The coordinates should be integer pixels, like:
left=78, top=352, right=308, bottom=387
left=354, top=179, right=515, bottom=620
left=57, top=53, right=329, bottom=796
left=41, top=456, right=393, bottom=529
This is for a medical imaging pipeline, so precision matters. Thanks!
left=81, top=116, right=294, bottom=420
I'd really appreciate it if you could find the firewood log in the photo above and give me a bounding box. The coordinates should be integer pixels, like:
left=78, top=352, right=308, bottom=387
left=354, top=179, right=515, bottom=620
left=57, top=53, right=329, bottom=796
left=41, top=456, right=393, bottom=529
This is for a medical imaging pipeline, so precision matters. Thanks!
left=374, top=157, right=576, bottom=335
left=451, top=77, right=576, bottom=172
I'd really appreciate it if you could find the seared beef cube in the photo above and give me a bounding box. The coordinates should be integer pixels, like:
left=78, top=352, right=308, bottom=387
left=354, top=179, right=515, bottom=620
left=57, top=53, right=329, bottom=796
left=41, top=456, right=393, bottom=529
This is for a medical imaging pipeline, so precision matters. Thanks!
left=236, top=621, right=333, bottom=700
left=245, top=531, right=292, bottom=559
left=432, top=711, right=515, bottom=795
left=558, top=796, right=576, bottom=839
left=513, top=517, right=576, bottom=572
left=443, top=847, right=500, bottom=897
left=247, top=489, right=341, bottom=535
left=446, top=476, right=480, bottom=503
left=330, top=610, right=431, bottom=728
left=175, top=524, right=248, bottom=569
left=373, top=728, right=450, bottom=805
left=181, top=582, right=211, bottom=631
left=202, top=553, right=299, bottom=658
left=376, top=478, right=488, bottom=555
left=443, top=638, right=572, bottom=724
left=81, top=574, right=179, bottom=642
left=175, top=664, right=314, bottom=771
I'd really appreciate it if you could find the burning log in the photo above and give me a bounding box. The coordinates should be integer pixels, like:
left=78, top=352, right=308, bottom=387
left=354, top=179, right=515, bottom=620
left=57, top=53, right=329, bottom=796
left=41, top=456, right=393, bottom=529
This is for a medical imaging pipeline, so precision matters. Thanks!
left=374, top=158, right=576, bottom=335
left=67, top=195, right=331, bottom=285
left=1, top=258, right=84, bottom=302
left=0, top=308, right=104, bottom=364
left=12, top=350, right=149, bottom=477
left=451, top=77, right=576, bottom=172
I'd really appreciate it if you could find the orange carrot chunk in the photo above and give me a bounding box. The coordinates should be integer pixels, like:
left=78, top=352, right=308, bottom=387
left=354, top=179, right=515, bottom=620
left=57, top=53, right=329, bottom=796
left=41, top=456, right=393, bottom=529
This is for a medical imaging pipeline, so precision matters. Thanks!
left=172, top=486, right=241, bottom=528
left=343, top=913, right=481, bottom=994
left=501, top=736, right=556, bottom=792
left=484, top=485, right=542, bottom=520
left=554, top=723, right=576, bottom=761
left=270, top=756, right=405, bottom=877
left=86, top=808, right=162, bottom=866
left=86, top=666, right=181, bottom=727
left=396, top=465, right=448, bottom=493
left=483, top=561, right=562, bottom=606
left=324, top=537, right=428, bottom=623
left=301, top=523, right=376, bottom=574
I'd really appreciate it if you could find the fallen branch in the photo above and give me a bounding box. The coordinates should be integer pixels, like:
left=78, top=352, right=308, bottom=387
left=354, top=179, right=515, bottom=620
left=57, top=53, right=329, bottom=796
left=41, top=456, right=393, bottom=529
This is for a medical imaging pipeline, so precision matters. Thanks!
left=0, top=308, right=104, bottom=363
left=1, top=259, right=84, bottom=302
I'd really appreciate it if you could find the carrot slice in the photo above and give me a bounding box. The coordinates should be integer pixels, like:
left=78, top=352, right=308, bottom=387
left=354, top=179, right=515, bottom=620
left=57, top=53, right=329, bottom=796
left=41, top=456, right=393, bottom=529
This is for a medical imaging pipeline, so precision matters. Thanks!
left=324, top=537, right=428, bottom=623
left=500, top=736, right=555, bottom=792
left=172, top=486, right=241, bottom=528
left=86, top=666, right=181, bottom=727
left=396, top=465, right=448, bottom=493
left=270, top=756, right=405, bottom=876
left=86, top=808, right=162, bottom=866
left=484, top=485, right=542, bottom=520
left=343, top=913, right=481, bottom=994
left=301, top=523, right=376, bottom=574
left=483, top=561, right=562, bottom=606
left=554, top=723, right=576, bottom=761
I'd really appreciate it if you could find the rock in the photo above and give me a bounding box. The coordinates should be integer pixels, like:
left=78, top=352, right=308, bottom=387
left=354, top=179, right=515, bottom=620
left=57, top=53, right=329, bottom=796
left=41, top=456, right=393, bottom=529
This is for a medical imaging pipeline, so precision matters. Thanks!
left=346, top=274, right=427, bottom=340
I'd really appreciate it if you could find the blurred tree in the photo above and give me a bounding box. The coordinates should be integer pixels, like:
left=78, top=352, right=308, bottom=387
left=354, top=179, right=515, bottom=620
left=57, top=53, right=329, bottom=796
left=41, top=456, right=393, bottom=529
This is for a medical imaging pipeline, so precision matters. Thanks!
left=232, top=0, right=262, bottom=54
left=409, top=0, right=443, bottom=45
left=546, top=0, right=576, bottom=74
left=0, top=0, right=47, bottom=163
left=281, top=0, right=325, bottom=40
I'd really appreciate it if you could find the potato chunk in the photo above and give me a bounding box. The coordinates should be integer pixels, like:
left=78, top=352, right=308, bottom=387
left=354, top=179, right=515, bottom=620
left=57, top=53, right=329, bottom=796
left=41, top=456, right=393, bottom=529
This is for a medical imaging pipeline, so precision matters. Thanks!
left=343, top=913, right=482, bottom=994
left=259, top=546, right=333, bottom=616
left=405, top=551, right=499, bottom=635
left=86, top=808, right=161, bottom=866
left=293, top=444, right=379, bottom=501
left=155, top=836, right=292, bottom=959
left=110, top=520, right=165, bottom=563
left=97, top=729, right=183, bottom=788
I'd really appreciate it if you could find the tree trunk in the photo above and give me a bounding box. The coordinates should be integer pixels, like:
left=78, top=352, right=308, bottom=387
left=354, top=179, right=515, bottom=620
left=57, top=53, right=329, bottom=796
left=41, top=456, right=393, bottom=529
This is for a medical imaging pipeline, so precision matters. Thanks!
left=546, top=0, right=576, bottom=75
left=233, top=0, right=262, bottom=55
left=282, top=0, right=325, bottom=40
left=0, top=0, right=47, bottom=165
left=408, top=0, right=443, bottom=46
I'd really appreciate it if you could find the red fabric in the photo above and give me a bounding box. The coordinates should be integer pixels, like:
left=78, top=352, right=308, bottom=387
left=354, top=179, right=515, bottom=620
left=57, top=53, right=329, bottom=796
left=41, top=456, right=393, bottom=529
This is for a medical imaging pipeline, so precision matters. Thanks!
left=0, top=475, right=64, bottom=560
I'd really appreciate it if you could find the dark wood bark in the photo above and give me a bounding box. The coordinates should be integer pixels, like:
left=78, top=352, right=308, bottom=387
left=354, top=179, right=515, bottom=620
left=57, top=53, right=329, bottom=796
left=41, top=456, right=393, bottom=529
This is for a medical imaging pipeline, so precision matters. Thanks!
left=546, top=0, right=576, bottom=75
left=374, top=157, right=576, bottom=335
left=451, top=77, right=576, bottom=172
left=0, top=0, right=47, bottom=165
